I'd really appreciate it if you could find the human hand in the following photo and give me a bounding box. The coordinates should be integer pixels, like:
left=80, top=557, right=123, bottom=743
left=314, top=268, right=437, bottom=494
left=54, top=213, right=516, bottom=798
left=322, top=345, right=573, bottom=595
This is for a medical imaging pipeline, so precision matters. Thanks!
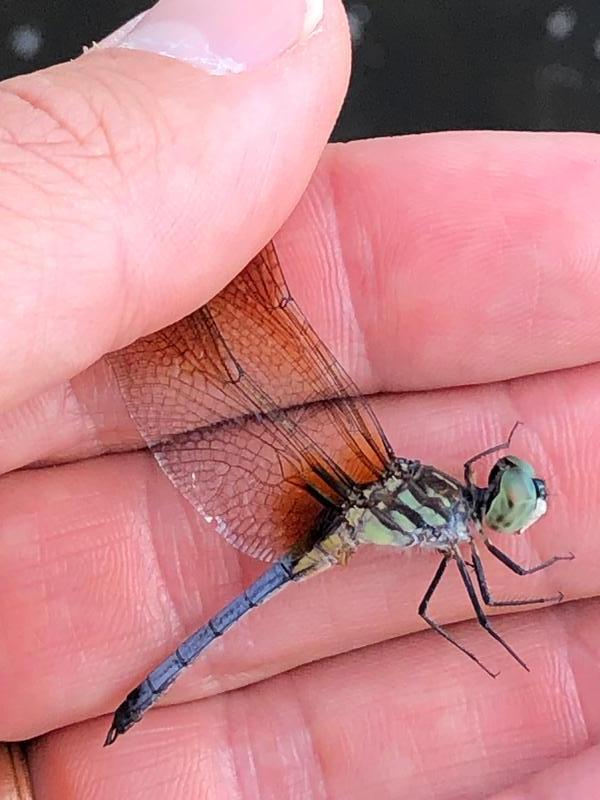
left=0, top=1, right=598, bottom=798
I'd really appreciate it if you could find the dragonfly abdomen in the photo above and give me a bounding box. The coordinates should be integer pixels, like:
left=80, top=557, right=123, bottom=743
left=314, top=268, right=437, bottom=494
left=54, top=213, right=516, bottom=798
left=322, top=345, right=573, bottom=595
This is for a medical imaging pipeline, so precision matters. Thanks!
left=104, top=555, right=298, bottom=746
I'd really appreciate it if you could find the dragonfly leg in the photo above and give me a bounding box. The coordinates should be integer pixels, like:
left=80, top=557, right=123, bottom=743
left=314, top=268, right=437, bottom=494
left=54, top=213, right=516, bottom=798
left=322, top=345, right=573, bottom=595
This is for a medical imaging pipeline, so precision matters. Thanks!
left=463, top=421, right=522, bottom=484
left=418, top=555, right=498, bottom=678
left=454, top=554, right=529, bottom=671
left=470, top=543, right=565, bottom=606
left=484, top=539, right=574, bottom=575
left=475, top=539, right=573, bottom=605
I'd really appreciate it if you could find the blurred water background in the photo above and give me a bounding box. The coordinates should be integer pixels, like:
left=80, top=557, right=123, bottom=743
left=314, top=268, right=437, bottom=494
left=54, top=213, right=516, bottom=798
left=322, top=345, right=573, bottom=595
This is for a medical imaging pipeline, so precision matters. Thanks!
left=0, top=1, right=597, bottom=140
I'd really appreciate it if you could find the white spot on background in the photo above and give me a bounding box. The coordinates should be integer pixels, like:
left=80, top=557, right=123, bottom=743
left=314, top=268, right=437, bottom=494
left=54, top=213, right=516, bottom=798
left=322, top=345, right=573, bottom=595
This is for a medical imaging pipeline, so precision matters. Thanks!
left=594, top=33, right=600, bottom=60
left=347, top=3, right=371, bottom=44
left=545, top=6, right=577, bottom=40
left=537, top=62, right=583, bottom=91
left=9, top=23, right=43, bottom=60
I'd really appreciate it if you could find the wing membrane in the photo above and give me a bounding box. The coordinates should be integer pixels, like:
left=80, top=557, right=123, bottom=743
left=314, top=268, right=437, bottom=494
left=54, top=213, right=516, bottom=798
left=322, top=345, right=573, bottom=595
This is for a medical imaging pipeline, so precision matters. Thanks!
left=108, top=242, right=393, bottom=560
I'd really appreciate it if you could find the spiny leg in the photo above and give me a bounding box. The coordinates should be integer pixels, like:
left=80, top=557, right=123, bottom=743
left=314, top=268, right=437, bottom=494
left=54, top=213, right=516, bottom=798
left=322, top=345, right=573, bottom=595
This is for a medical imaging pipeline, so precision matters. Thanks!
left=454, top=553, right=529, bottom=671
left=484, top=539, right=574, bottom=575
left=470, top=543, right=566, bottom=606
left=464, top=421, right=521, bottom=484
left=418, top=555, right=498, bottom=678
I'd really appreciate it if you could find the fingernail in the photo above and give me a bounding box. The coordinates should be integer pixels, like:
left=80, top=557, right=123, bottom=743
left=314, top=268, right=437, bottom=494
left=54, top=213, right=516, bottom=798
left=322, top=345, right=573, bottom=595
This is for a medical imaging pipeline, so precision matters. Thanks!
left=107, top=0, right=324, bottom=74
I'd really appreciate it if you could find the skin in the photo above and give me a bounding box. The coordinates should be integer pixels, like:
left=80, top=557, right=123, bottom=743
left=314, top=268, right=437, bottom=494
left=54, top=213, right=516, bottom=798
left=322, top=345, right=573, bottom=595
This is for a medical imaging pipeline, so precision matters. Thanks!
left=0, top=3, right=599, bottom=798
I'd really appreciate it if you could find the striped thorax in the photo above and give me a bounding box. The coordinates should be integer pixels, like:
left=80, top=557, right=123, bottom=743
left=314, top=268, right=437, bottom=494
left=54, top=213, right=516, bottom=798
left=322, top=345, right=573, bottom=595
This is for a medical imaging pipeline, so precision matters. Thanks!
left=347, top=458, right=474, bottom=552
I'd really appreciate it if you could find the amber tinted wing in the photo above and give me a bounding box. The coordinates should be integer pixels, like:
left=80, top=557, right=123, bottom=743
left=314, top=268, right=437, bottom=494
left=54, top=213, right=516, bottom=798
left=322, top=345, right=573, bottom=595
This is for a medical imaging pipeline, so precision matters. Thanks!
left=108, top=242, right=394, bottom=561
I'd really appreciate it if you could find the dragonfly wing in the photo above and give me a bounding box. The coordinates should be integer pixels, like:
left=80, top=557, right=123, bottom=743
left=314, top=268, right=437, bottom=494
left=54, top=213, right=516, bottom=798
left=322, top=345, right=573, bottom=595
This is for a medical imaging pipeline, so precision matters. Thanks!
left=108, top=242, right=394, bottom=561
left=209, top=242, right=394, bottom=476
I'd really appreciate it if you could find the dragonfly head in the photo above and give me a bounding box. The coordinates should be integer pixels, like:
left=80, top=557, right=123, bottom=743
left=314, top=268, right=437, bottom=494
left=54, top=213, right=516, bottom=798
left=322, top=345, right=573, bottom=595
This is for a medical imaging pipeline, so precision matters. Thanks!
left=483, top=455, right=548, bottom=534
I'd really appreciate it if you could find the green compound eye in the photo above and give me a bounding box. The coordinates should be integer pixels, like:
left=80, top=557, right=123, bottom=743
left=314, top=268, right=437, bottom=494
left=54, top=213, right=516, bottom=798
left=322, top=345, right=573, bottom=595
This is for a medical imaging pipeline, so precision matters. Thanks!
left=485, top=456, right=548, bottom=533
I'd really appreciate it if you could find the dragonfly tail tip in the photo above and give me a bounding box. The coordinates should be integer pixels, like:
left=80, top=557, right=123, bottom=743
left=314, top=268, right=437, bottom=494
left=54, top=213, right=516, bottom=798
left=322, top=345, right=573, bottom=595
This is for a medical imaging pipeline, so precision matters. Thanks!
left=103, top=722, right=120, bottom=747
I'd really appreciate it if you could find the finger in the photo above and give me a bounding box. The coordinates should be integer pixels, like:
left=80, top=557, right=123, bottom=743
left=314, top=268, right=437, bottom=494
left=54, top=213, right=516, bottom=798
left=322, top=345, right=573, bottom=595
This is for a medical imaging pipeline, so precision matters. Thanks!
left=2, top=133, right=600, bottom=469
left=488, top=744, right=600, bottom=800
left=27, top=599, right=600, bottom=799
left=0, top=363, right=591, bottom=738
left=281, top=131, right=600, bottom=391
left=0, top=0, right=350, bottom=411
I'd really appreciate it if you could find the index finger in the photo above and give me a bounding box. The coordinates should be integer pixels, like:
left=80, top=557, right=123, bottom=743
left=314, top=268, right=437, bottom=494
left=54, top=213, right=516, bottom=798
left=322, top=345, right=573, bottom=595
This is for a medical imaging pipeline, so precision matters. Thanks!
left=2, top=130, right=598, bottom=472
left=279, top=130, right=600, bottom=394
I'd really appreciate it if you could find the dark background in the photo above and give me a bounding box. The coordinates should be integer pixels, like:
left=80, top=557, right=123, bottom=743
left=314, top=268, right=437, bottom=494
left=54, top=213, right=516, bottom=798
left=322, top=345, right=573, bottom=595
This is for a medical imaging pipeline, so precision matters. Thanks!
left=0, top=1, right=598, bottom=140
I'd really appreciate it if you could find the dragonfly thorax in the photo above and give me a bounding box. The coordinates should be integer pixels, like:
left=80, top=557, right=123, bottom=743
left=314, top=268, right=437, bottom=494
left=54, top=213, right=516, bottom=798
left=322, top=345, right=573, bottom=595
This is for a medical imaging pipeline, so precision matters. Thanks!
left=345, top=459, right=475, bottom=552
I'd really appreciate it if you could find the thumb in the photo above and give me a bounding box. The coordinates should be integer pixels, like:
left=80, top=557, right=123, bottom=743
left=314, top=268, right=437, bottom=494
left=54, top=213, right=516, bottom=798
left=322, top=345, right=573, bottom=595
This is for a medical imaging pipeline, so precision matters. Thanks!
left=0, top=0, right=350, bottom=411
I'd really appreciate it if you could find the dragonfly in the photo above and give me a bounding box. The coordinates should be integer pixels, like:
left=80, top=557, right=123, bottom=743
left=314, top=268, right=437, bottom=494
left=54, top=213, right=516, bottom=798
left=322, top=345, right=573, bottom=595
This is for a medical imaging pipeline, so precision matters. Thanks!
left=104, top=241, right=570, bottom=746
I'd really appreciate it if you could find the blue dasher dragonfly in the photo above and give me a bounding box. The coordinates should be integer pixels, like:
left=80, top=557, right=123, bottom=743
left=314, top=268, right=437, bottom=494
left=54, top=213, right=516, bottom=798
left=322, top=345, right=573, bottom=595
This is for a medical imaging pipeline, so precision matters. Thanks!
left=104, top=241, right=571, bottom=746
